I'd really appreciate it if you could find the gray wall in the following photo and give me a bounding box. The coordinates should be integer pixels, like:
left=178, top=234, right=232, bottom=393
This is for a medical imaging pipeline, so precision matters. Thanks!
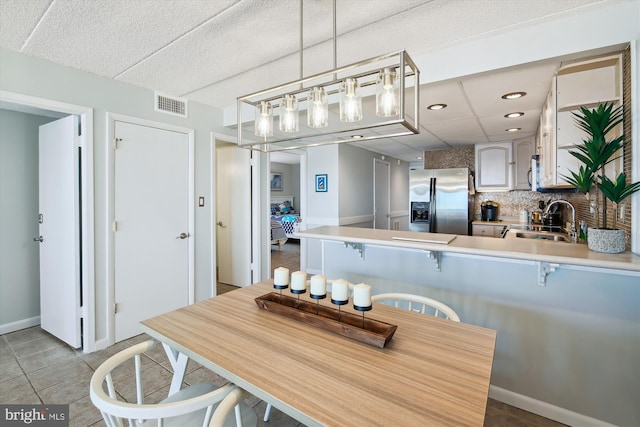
left=0, top=48, right=220, bottom=344
left=0, top=110, right=56, bottom=330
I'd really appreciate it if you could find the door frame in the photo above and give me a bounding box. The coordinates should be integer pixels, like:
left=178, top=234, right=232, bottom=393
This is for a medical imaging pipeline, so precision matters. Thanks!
left=106, top=112, right=195, bottom=346
left=374, top=158, right=391, bottom=230
left=265, top=151, right=308, bottom=275
left=0, top=90, right=95, bottom=352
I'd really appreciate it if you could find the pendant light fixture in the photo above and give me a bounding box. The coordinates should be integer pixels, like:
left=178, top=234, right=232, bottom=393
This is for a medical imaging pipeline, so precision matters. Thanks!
left=254, top=100, right=273, bottom=139
left=308, top=86, right=328, bottom=128
left=237, top=0, right=420, bottom=153
left=279, top=94, right=299, bottom=132
left=339, top=77, right=362, bottom=122
left=376, top=67, right=399, bottom=117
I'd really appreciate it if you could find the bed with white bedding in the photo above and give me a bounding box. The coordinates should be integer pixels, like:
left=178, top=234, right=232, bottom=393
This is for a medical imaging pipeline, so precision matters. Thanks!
left=270, top=195, right=301, bottom=249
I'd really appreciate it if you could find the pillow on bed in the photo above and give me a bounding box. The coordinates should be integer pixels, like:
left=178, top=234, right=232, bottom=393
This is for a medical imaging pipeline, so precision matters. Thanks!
left=279, top=203, right=289, bottom=214
left=271, top=203, right=280, bottom=214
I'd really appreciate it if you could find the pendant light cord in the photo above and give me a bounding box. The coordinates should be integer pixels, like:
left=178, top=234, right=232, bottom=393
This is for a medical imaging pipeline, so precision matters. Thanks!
left=300, top=0, right=303, bottom=83
left=333, top=0, right=338, bottom=70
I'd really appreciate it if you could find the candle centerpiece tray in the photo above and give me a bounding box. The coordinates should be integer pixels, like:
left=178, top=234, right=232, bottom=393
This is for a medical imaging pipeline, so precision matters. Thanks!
left=255, top=292, right=397, bottom=348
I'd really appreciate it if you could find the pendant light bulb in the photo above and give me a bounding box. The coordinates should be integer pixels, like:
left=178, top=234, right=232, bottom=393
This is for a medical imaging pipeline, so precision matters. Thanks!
left=376, top=68, right=399, bottom=117
left=339, top=77, right=362, bottom=122
left=279, top=94, right=299, bottom=132
left=308, top=87, right=328, bottom=128
left=254, top=101, right=273, bottom=139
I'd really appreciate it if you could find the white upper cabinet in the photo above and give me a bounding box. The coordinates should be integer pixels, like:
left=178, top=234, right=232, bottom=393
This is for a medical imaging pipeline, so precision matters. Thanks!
left=538, top=54, right=623, bottom=188
left=475, top=143, right=512, bottom=191
left=513, top=138, right=534, bottom=190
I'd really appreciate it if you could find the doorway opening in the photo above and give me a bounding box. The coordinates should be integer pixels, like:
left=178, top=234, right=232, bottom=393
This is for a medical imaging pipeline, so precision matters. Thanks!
left=0, top=91, right=95, bottom=352
left=269, top=151, right=305, bottom=275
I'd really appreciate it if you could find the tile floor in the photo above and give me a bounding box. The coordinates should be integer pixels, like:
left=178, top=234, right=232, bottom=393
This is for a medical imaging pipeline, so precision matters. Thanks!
left=0, top=240, right=564, bottom=426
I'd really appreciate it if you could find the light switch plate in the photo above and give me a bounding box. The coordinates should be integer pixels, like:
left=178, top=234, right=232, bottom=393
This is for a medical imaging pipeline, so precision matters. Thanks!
left=198, top=197, right=205, bottom=207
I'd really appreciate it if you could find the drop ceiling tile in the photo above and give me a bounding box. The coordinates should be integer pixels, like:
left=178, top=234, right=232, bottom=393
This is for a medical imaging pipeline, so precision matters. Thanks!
left=462, top=62, right=559, bottom=116
left=425, top=117, right=488, bottom=144
left=0, top=0, right=50, bottom=51
left=421, top=81, right=474, bottom=123
left=478, top=109, right=540, bottom=137
left=21, top=0, right=237, bottom=79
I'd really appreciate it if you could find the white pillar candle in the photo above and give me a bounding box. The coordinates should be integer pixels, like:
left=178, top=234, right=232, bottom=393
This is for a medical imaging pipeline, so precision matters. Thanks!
left=291, top=271, right=307, bottom=291
left=273, top=267, right=289, bottom=287
left=310, top=275, right=326, bottom=296
left=353, top=283, right=372, bottom=307
left=331, top=279, right=349, bottom=302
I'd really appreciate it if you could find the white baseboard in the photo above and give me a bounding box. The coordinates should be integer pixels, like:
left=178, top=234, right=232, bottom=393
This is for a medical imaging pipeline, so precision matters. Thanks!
left=489, top=385, right=617, bottom=427
left=0, top=316, right=41, bottom=335
left=94, top=337, right=109, bottom=352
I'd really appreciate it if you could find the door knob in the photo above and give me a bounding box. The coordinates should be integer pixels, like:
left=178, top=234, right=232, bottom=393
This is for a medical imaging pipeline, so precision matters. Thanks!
left=33, top=236, right=44, bottom=242
left=176, top=232, right=189, bottom=239
left=216, top=221, right=226, bottom=228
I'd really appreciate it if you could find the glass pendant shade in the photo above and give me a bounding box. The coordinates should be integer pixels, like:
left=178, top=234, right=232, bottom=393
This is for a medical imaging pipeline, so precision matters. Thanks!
left=254, top=101, right=273, bottom=138
left=307, top=87, right=329, bottom=128
left=339, top=77, right=362, bottom=122
left=279, top=94, right=299, bottom=132
left=376, top=68, right=399, bottom=117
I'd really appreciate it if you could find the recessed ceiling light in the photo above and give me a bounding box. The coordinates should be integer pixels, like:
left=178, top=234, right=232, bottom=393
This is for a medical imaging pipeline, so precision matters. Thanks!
left=427, top=103, right=447, bottom=110
left=351, top=134, right=364, bottom=139
left=416, top=156, right=423, bottom=160
left=506, top=128, right=521, bottom=132
left=501, top=92, right=527, bottom=100
left=504, top=112, right=524, bottom=118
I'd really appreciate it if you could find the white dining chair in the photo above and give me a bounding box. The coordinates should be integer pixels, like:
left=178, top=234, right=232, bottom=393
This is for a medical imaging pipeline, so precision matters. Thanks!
left=90, top=339, right=257, bottom=427
left=371, top=292, right=461, bottom=322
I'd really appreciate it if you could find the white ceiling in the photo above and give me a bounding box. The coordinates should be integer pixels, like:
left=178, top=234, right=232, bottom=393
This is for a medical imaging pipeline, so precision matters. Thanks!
left=0, top=0, right=619, bottom=162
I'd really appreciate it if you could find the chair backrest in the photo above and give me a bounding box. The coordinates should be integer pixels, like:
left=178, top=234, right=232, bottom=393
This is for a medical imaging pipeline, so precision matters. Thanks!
left=371, top=293, right=460, bottom=322
left=90, top=339, right=252, bottom=427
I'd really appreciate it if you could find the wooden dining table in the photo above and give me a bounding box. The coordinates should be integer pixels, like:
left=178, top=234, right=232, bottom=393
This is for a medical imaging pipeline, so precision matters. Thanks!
left=140, top=280, right=496, bottom=426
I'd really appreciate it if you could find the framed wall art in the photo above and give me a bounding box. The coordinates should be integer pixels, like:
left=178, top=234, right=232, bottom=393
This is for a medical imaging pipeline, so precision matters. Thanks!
left=270, top=171, right=283, bottom=191
left=315, top=174, right=328, bottom=192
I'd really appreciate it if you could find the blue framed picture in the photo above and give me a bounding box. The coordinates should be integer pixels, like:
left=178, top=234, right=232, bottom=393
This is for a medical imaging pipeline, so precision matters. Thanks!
left=315, top=174, right=328, bottom=192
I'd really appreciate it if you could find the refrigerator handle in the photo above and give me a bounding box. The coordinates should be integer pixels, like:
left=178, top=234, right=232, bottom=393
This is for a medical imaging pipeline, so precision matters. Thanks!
left=429, top=177, right=436, bottom=232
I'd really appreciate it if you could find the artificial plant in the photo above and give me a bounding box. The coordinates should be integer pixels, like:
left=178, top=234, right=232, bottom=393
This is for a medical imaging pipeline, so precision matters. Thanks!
left=563, top=103, right=640, bottom=229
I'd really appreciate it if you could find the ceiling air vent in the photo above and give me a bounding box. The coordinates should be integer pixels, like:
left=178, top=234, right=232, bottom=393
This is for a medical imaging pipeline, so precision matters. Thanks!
left=155, top=92, right=188, bottom=118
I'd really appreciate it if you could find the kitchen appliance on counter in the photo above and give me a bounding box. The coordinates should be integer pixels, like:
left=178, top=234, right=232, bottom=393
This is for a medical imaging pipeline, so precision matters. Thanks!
left=409, top=168, right=474, bottom=235
left=480, top=201, right=499, bottom=221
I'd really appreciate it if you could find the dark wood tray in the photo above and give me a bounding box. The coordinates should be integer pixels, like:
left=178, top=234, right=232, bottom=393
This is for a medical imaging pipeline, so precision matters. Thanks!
left=255, top=292, right=397, bottom=348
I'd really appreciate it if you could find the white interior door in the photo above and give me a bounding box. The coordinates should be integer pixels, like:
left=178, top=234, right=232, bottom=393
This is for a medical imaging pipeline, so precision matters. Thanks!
left=374, top=159, right=390, bottom=229
left=39, top=115, right=82, bottom=348
left=216, top=146, right=251, bottom=286
left=114, top=121, right=191, bottom=342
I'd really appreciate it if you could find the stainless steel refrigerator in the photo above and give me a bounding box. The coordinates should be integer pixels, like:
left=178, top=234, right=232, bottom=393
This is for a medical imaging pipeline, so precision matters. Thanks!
left=409, top=168, right=474, bottom=235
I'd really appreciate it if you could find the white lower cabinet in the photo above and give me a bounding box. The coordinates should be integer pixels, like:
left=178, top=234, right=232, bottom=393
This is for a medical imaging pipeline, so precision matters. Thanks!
left=472, top=224, right=506, bottom=238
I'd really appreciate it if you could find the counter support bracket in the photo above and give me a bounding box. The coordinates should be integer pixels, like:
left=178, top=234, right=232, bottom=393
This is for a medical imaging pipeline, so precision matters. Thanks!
left=425, top=251, right=442, bottom=272
left=538, top=262, right=559, bottom=286
left=344, top=242, right=365, bottom=260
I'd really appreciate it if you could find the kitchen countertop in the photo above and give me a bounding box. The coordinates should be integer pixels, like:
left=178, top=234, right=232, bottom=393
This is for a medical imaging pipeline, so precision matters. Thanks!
left=296, top=226, right=640, bottom=273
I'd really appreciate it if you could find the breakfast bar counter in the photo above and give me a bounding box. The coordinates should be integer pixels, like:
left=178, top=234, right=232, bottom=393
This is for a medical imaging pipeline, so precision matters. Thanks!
left=296, top=225, right=640, bottom=273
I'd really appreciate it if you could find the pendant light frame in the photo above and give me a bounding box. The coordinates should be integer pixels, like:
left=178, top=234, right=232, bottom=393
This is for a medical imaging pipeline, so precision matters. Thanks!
left=237, top=50, right=419, bottom=153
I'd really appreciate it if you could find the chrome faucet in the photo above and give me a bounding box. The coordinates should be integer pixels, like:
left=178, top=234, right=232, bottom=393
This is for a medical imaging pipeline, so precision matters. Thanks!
left=544, top=200, right=577, bottom=243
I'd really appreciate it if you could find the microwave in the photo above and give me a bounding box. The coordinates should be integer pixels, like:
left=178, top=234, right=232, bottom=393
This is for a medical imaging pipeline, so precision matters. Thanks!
left=529, top=155, right=576, bottom=193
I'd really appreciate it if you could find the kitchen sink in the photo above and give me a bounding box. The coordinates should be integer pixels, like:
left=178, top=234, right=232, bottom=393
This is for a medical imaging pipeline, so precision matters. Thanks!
left=504, top=229, right=571, bottom=242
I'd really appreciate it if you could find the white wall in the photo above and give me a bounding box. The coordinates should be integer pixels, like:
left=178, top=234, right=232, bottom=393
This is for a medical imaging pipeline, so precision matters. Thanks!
left=0, top=110, right=56, bottom=331
left=0, top=48, right=220, bottom=345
